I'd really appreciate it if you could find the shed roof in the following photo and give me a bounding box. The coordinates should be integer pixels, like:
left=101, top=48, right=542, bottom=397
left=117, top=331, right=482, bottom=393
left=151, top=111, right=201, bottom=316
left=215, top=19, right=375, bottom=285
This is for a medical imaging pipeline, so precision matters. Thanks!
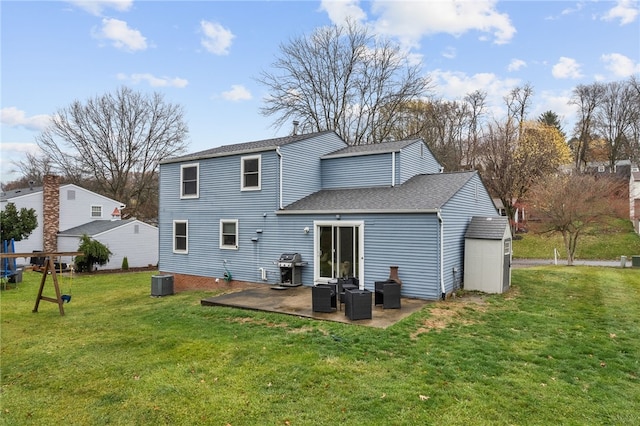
left=161, top=130, right=339, bottom=164
left=465, top=216, right=510, bottom=240
left=280, top=171, right=477, bottom=214
left=58, top=219, right=137, bottom=237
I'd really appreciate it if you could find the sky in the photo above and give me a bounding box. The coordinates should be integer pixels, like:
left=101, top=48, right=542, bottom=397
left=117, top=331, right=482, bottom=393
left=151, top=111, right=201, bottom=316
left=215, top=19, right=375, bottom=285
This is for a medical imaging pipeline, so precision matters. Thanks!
left=1, top=0, right=639, bottom=183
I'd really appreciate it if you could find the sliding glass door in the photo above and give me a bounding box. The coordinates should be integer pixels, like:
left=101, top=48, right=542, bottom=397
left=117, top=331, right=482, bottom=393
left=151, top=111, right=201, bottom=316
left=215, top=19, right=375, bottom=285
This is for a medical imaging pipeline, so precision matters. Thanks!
left=315, top=221, right=363, bottom=283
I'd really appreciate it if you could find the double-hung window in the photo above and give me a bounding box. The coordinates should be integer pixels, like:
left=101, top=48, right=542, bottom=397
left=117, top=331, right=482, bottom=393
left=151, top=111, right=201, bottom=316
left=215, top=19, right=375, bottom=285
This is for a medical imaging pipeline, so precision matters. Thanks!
left=91, top=205, right=102, bottom=218
left=241, top=155, right=261, bottom=191
left=181, top=164, right=199, bottom=198
left=173, top=220, right=188, bottom=253
left=220, top=219, right=238, bottom=249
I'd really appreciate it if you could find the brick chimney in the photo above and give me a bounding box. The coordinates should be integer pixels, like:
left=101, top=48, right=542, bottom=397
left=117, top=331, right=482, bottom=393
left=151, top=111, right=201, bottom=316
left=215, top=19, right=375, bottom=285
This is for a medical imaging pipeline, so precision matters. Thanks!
left=42, top=174, right=60, bottom=253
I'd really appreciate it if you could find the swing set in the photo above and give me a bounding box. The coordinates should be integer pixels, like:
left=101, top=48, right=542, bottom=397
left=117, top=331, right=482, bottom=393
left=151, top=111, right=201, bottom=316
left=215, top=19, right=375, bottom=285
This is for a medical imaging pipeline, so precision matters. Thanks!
left=0, top=251, right=82, bottom=316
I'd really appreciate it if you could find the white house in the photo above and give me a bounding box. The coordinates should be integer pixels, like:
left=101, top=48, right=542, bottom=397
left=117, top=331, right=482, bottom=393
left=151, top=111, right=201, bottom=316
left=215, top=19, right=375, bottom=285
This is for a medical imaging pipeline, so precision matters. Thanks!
left=631, top=172, right=640, bottom=234
left=1, top=175, right=158, bottom=269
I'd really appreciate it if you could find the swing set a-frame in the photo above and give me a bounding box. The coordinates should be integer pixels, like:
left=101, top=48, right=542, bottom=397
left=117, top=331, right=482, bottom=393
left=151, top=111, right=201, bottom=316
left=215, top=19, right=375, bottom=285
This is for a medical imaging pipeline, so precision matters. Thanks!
left=0, top=251, right=82, bottom=316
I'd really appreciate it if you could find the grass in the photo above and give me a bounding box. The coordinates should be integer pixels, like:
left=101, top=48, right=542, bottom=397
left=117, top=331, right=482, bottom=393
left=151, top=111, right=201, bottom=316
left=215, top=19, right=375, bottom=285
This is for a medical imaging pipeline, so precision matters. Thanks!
left=2, top=268, right=640, bottom=425
left=513, top=217, right=640, bottom=260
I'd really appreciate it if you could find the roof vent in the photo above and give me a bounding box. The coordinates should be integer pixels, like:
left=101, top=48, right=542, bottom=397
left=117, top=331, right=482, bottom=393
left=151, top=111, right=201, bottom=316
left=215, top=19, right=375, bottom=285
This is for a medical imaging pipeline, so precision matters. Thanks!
left=292, top=120, right=299, bottom=135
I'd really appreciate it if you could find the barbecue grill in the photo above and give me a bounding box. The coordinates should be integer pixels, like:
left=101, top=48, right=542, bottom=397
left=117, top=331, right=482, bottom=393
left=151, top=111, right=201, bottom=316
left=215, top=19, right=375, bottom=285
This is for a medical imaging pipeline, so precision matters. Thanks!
left=277, top=253, right=306, bottom=286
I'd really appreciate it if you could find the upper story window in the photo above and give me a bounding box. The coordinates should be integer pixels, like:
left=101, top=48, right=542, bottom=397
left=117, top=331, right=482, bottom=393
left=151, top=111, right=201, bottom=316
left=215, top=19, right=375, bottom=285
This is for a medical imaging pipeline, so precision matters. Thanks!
left=173, top=220, right=188, bottom=253
left=220, top=219, right=238, bottom=249
left=181, top=163, right=199, bottom=199
left=91, top=205, right=102, bottom=218
left=241, top=155, right=261, bottom=191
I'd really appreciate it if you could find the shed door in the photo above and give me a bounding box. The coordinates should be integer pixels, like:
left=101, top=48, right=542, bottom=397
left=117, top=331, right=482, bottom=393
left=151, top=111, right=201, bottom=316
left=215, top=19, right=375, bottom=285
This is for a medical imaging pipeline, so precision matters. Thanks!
left=503, top=238, right=511, bottom=291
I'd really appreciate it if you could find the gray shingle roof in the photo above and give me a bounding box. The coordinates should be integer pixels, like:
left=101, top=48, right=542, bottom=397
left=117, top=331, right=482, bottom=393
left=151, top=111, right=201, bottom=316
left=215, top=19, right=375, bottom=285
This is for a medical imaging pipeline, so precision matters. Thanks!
left=58, top=219, right=136, bottom=236
left=322, top=139, right=421, bottom=159
left=162, top=130, right=338, bottom=164
left=280, top=171, right=476, bottom=213
left=465, top=216, right=510, bottom=240
left=1, top=186, right=43, bottom=201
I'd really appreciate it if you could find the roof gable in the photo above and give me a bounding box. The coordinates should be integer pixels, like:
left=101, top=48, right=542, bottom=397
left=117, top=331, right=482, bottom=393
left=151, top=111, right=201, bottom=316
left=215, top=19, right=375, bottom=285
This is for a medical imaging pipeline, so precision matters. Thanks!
left=281, top=171, right=476, bottom=213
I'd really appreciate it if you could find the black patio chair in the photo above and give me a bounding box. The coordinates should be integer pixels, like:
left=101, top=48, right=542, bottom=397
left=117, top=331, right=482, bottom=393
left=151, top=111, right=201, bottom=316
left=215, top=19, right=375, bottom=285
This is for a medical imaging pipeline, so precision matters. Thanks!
left=337, top=277, right=359, bottom=310
left=312, top=284, right=337, bottom=313
left=374, top=280, right=401, bottom=309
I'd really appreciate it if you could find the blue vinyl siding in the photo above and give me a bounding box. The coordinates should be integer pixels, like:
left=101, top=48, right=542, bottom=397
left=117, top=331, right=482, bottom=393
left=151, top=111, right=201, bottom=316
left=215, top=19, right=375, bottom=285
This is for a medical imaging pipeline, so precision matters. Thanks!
left=398, top=141, right=441, bottom=183
left=440, top=173, right=498, bottom=294
left=280, top=133, right=344, bottom=206
left=322, top=153, right=394, bottom=188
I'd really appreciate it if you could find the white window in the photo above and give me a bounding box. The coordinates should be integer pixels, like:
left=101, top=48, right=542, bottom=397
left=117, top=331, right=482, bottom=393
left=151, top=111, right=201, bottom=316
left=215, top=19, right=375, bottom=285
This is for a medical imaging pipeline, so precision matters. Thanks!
left=181, top=164, right=199, bottom=199
left=91, top=205, right=102, bottom=218
left=173, top=220, right=188, bottom=253
left=241, top=155, right=261, bottom=190
left=220, top=219, right=238, bottom=249
left=598, top=165, right=605, bottom=173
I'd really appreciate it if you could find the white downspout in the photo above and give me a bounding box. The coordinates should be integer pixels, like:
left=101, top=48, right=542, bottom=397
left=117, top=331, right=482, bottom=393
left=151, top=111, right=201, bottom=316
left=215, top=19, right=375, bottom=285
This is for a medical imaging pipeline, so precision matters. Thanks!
left=276, top=147, right=283, bottom=210
left=391, top=151, right=396, bottom=187
left=437, top=210, right=446, bottom=300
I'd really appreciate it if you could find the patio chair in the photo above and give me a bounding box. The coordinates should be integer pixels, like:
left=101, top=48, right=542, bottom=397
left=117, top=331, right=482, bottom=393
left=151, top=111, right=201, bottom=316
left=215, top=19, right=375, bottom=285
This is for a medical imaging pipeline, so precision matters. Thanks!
left=337, top=277, right=359, bottom=310
left=312, top=284, right=337, bottom=313
left=374, top=280, right=401, bottom=309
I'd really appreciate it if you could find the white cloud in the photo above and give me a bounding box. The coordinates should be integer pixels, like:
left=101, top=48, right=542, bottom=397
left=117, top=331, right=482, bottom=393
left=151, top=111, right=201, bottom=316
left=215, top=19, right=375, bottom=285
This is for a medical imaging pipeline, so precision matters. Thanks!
left=442, top=46, right=456, bottom=59
left=368, top=0, right=516, bottom=47
left=200, top=20, right=234, bottom=55
left=429, top=69, right=520, bottom=118
left=508, top=59, right=526, bottom=72
left=552, top=57, right=583, bottom=79
left=601, top=53, right=640, bottom=77
left=221, top=85, right=252, bottom=101
left=602, top=0, right=639, bottom=25
left=93, top=18, right=147, bottom=52
left=0, top=142, right=41, bottom=183
left=1, top=107, right=51, bottom=131
left=319, top=0, right=367, bottom=24
left=67, top=0, right=133, bottom=16
left=117, top=73, right=188, bottom=88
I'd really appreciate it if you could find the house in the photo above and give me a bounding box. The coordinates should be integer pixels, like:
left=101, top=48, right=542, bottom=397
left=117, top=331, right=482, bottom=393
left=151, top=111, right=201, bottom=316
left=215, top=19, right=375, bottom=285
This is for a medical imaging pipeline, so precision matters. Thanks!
left=0, top=175, right=158, bottom=269
left=631, top=172, right=640, bottom=234
left=158, top=131, right=499, bottom=300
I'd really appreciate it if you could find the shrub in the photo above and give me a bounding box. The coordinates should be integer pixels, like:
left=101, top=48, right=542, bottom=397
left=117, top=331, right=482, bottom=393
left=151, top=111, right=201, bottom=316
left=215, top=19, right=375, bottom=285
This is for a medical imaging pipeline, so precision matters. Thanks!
left=121, top=256, right=129, bottom=270
left=75, top=234, right=112, bottom=272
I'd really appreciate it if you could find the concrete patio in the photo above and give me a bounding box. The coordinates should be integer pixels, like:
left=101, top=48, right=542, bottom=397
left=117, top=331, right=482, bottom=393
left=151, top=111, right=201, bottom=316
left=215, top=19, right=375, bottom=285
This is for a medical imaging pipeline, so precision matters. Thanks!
left=201, top=284, right=429, bottom=329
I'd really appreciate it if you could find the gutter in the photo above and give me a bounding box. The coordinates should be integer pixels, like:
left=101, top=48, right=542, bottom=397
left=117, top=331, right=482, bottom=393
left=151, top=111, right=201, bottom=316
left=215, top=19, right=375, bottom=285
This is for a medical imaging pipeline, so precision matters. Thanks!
left=437, top=210, right=446, bottom=300
left=276, top=146, right=283, bottom=210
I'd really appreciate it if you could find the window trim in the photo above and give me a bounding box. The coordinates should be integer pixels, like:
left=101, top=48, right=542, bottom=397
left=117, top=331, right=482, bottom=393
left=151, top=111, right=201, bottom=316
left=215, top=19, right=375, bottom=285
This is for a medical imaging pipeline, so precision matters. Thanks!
left=220, top=219, right=239, bottom=250
left=90, top=205, right=103, bottom=218
left=180, top=163, right=199, bottom=199
left=241, top=155, right=261, bottom=191
left=173, top=220, right=189, bottom=254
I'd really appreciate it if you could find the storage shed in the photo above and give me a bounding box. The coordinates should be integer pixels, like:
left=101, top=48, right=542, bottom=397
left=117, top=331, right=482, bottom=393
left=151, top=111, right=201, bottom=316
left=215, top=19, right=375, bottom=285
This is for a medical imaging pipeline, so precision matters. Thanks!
left=464, top=216, right=512, bottom=294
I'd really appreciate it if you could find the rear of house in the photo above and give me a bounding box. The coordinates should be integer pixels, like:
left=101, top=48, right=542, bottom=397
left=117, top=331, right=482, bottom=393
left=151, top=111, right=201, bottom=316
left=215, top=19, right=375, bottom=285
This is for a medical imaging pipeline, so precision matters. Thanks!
left=158, top=131, right=498, bottom=300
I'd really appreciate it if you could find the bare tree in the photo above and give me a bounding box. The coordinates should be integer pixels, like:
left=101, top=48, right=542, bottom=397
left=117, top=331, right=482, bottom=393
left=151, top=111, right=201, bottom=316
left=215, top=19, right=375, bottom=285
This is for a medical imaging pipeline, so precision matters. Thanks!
left=528, top=174, right=619, bottom=265
left=36, top=87, right=188, bottom=220
left=570, top=83, right=605, bottom=172
left=257, top=19, right=432, bottom=145
left=596, top=80, right=636, bottom=171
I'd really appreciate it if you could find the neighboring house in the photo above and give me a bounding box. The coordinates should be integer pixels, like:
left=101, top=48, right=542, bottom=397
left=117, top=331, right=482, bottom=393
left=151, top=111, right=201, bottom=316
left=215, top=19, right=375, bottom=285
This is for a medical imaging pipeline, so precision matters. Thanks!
left=0, top=175, right=158, bottom=269
left=586, top=159, right=638, bottom=178
left=631, top=172, right=640, bottom=234
left=158, top=131, right=499, bottom=300
left=58, top=219, right=159, bottom=269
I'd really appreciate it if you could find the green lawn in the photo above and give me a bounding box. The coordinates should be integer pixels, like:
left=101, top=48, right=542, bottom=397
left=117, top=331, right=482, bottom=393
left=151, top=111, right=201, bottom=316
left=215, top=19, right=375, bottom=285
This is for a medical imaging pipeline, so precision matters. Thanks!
left=514, top=218, right=640, bottom=260
left=1, top=268, right=639, bottom=425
